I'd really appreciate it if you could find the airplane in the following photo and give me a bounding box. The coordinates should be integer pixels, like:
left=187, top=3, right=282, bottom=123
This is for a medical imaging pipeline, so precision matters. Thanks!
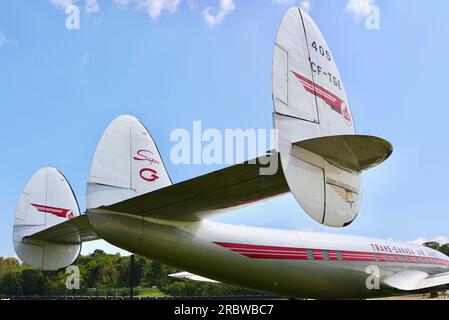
left=12, top=7, right=449, bottom=299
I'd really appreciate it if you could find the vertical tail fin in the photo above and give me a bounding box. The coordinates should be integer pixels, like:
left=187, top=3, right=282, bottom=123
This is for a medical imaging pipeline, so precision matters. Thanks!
left=87, top=115, right=172, bottom=209
left=13, top=167, right=81, bottom=270
left=273, top=8, right=392, bottom=227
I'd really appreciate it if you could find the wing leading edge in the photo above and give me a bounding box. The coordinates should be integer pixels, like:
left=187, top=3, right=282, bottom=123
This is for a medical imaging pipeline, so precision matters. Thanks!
left=103, top=153, right=290, bottom=222
left=169, top=272, right=220, bottom=283
left=24, top=154, right=287, bottom=243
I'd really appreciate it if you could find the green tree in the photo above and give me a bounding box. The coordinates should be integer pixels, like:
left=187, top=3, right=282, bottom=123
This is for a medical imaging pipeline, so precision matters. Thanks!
left=439, top=244, right=449, bottom=256
left=423, top=242, right=440, bottom=250
left=0, top=253, right=262, bottom=298
left=0, top=269, right=22, bottom=295
left=21, top=269, right=48, bottom=295
left=149, top=261, right=166, bottom=288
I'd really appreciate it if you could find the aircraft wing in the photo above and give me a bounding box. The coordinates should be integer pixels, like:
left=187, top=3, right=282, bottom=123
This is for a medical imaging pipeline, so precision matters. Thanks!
left=383, top=270, right=449, bottom=292
left=22, top=154, right=286, bottom=245
left=24, top=214, right=99, bottom=245
left=103, top=153, right=290, bottom=222
left=169, top=272, right=220, bottom=283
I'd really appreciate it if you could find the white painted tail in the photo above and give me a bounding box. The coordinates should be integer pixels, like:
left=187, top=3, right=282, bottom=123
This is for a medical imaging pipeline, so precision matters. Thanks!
left=87, top=115, right=172, bottom=209
left=273, top=8, right=392, bottom=227
left=13, top=167, right=81, bottom=270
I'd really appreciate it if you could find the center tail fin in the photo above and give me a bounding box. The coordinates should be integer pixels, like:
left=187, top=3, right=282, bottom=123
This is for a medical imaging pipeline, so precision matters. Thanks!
left=87, top=115, right=172, bottom=209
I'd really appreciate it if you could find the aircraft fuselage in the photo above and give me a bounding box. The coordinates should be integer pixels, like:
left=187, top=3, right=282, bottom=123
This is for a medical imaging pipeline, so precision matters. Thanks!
left=88, top=209, right=449, bottom=299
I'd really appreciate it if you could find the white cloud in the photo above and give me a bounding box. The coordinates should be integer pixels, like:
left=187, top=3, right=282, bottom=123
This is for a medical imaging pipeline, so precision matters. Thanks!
left=346, top=0, right=375, bottom=20
left=0, top=32, right=6, bottom=47
left=113, top=0, right=130, bottom=6
left=85, top=0, right=100, bottom=15
left=50, top=0, right=77, bottom=9
left=408, top=236, right=449, bottom=245
left=299, top=1, right=310, bottom=13
left=272, top=0, right=310, bottom=13
left=202, top=0, right=235, bottom=28
left=434, top=236, right=449, bottom=244
left=50, top=0, right=99, bottom=15
left=117, top=0, right=182, bottom=19
left=187, top=0, right=197, bottom=10
left=0, top=31, right=14, bottom=47
left=50, top=0, right=236, bottom=26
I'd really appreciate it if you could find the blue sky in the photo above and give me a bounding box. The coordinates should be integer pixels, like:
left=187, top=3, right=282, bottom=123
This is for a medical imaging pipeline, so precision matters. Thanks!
left=1, top=0, right=449, bottom=257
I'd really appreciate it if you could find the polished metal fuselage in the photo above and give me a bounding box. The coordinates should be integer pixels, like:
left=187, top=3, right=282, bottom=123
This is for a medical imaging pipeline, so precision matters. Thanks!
left=88, top=209, right=449, bottom=299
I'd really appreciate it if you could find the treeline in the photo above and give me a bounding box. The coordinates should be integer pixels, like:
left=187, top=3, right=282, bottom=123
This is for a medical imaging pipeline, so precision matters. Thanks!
left=0, top=250, right=259, bottom=297
left=2, top=243, right=448, bottom=297
left=423, top=242, right=449, bottom=255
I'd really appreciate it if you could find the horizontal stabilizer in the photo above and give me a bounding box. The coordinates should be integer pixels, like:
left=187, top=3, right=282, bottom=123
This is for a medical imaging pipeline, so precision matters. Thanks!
left=294, top=135, right=393, bottom=172
left=25, top=214, right=99, bottom=245
left=102, top=154, right=289, bottom=221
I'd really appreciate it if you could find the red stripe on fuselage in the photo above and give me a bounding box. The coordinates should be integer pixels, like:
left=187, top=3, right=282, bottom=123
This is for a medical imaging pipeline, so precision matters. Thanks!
left=217, top=242, right=308, bottom=252
left=214, top=242, right=449, bottom=267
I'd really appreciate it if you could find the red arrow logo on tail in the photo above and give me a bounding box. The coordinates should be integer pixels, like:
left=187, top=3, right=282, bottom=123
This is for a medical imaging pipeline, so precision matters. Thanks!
left=291, top=70, right=351, bottom=124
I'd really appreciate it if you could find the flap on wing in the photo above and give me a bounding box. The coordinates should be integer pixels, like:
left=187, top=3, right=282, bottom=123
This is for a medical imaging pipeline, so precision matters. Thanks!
left=383, top=270, right=449, bottom=291
left=169, top=272, right=220, bottom=283
left=103, top=154, right=289, bottom=221
left=25, top=215, right=99, bottom=245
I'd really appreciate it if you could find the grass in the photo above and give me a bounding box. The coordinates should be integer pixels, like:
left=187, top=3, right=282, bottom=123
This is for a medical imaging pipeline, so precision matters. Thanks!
left=136, top=289, right=169, bottom=297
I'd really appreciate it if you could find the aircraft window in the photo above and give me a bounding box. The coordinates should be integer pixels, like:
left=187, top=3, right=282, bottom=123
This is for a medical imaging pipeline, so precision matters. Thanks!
left=336, top=251, right=343, bottom=261
left=307, top=249, right=314, bottom=260
left=322, top=251, right=329, bottom=260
